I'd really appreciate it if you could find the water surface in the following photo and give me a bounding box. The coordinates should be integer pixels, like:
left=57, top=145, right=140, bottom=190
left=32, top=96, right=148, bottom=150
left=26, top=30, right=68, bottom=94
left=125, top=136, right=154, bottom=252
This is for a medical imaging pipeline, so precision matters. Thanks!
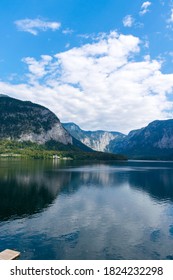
left=0, top=159, right=173, bottom=260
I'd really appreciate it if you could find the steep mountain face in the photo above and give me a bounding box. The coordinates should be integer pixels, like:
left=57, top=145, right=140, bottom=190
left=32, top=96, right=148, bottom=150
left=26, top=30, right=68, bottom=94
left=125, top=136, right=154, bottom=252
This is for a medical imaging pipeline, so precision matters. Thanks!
left=63, top=120, right=173, bottom=159
left=0, top=96, right=72, bottom=145
left=63, top=122, right=125, bottom=152
left=111, top=119, right=173, bottom=159
left=2, top=96, right=173, bottom=159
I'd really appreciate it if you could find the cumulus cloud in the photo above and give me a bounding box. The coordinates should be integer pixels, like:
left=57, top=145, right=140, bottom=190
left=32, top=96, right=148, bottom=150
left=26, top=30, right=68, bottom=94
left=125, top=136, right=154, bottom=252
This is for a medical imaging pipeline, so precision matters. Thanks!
left=123, top=15, right=134, bottom=27
left=1, top=31, right=173, bottom=134
left=15, top=18, right=61, bottom=35
left=140, top=1, right=151, bottom=15
left=22, top=55, right=53, bottom=82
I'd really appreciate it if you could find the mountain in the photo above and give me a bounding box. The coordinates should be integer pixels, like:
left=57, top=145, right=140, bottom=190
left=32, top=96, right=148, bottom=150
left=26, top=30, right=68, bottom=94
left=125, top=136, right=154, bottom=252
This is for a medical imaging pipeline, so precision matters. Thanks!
left=0, top=95, right=73, bottom=145
left=63, top=120, right=173, bottom=160
left=62, top=122, right=125, bottom=152
left=0, top=95, right=93, bottom=152
left=0, top=96, right=127, bottom=160
left=111, top=119, right=173, bottom=159
left=4, top=95, right=173, bottom=160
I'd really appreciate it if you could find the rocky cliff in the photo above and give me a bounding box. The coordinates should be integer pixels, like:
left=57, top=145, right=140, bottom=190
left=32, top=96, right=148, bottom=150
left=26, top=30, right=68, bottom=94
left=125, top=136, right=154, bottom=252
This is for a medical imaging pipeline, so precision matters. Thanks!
left=111, top=119, right=173, bottom=159
left=62, top=122, right=125, bottom=152
left=63, top=120, right=173, bottom=159
left=0, top=95, right=72, bottom=145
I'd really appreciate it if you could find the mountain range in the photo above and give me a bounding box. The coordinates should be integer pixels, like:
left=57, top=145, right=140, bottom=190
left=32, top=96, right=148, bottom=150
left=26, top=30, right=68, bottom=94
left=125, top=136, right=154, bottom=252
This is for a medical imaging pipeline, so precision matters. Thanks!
left=1, top=94, right=173, bottom=160
left=62, top=122, right=125, bottom=152
left=63, top=120, right=173, bottom=160
left=0, top=95, right=125, bottom=160
left=0, top=95, right=95, bottom=151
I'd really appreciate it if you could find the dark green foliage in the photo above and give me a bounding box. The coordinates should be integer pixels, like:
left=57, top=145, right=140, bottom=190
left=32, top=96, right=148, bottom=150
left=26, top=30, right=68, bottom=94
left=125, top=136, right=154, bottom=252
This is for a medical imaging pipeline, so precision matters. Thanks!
left=45, top=140, right=79, bottom=151
left=0, top=139, right=127, bottom=160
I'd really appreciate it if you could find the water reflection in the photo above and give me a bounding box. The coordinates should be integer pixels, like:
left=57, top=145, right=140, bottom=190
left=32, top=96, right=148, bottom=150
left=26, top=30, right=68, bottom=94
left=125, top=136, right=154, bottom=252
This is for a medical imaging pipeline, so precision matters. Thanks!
left=0, top=159, right=71, bottom=220
left=128, top=166, right=173, bottom=202
left=1, top=159, right=173, bottom=259
left=61, top=162, right=173, bottom=203
left=1, top=160, right=173, bottom=221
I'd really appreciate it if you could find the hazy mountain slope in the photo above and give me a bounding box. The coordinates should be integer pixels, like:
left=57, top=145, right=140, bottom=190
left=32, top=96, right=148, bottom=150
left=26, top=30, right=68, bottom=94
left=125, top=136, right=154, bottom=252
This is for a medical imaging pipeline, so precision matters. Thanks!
left=63, top=120, right=173, bottom=159
left=111, top=119, right=173, bottom=159
left=63, top=122, right=125, bottom=152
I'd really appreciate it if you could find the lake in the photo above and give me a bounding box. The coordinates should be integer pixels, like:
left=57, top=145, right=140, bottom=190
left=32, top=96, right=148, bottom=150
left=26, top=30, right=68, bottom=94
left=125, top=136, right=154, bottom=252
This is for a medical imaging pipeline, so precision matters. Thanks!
left=0, top=159, right=173, bottom=260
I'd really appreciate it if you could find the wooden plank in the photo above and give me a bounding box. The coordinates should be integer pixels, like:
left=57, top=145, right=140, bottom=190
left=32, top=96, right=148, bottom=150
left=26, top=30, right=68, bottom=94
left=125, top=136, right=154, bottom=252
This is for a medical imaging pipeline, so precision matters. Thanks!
left=0, top=249, right=20, bottom=260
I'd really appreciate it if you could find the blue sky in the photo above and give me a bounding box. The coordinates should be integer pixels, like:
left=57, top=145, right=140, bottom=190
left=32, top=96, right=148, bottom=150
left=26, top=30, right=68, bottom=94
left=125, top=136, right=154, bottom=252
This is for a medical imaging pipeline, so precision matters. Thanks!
left=0, top=0, right=173, bottom=133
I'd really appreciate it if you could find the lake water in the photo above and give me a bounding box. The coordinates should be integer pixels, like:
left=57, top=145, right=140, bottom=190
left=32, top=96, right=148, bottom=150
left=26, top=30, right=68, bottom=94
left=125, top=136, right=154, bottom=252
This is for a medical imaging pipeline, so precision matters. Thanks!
left=0, top=159, right=173, bottom=260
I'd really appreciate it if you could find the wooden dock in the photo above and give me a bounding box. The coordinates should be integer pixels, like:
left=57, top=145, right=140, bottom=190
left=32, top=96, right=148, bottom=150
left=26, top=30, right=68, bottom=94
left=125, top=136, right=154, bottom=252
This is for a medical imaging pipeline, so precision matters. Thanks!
left=0, top=249, right=20, bottom=260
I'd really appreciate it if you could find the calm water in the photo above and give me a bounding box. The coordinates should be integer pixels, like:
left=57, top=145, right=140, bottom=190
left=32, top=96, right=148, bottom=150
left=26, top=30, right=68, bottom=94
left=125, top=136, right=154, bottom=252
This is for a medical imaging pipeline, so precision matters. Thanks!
left=0, top=159, right=173, bottom=260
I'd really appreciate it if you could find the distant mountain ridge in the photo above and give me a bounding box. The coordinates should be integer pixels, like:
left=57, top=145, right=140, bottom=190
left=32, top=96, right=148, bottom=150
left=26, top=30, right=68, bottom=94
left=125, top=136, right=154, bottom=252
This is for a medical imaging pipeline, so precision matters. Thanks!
left=111, top=119, right=173, bottom=159
left=62, top=122, right=125, bottom=152
left=63, top=120, right=173, bottom=160
left=1, top=95, right=173, bottom=160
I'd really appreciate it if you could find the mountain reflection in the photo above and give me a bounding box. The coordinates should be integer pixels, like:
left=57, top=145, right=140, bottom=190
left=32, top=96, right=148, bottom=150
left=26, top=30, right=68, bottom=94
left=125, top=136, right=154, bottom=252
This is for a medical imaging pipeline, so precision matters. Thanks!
left=0, top=160, right=71, bottom=221
left=128, top=165, right=173, bottom=202
left=60, top=165, right=127, bottom=194
left=60, top=162, right=173, bottom=203
left=1, top=160, right=173, bottom=222
left=1, top=160, right=173, bottom=260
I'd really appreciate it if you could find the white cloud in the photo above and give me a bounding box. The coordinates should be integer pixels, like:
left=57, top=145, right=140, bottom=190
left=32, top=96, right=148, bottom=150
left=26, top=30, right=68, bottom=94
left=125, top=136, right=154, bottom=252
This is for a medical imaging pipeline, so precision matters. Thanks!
left=62, top=28, right=74, bottom=35
left=140, top=1, right=151, bottom=15
left=166, top=9, right=173, bottom=29
left=15, top=18, right=61, bottom=35
left=1, top=31, right=173, bottom=134
left=168, top=8, right=173, bottom=23
left=22, top=55, right=53, bottom=80
left=123, top=15, right=134, bottom=27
